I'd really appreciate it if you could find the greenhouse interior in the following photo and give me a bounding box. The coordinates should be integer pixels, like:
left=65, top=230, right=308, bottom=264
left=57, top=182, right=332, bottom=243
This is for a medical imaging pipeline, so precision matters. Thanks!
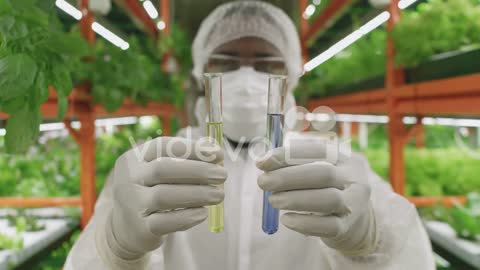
left=0, top=0, right=480, bottom=269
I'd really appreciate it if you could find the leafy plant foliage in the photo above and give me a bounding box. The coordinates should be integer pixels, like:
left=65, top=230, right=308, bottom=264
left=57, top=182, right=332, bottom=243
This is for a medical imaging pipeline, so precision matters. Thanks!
left=300, top=29, right=386, bottom=97
left=392, top=0, right=480, bottom=67
left=0, top=0, right=88, bottom=153
left=73, top=36, right=184, bottom=113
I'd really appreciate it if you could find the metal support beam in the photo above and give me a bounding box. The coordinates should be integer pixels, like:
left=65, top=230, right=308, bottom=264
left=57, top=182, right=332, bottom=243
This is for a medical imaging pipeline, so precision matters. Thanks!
left=0, top=197, right=82, bottom=207
left=124, top=0, right=158, bottom=38
left=299, top=0, right=310, bottom=63
left=78, top=106, right=96, bottom=228
left=161, top=116, right=171, bottom=136
left=79, top=0, right=95, bottom=44
left=415, top=116, right=425, bottom=148
left=160, top=0, right=170, bottom=35
left=76, top=0, right=97, bottom=229
left=386, top=0, right=406, bottom=195
left=409, top=196, right=466, bottom=207
left=302, top=0, right=352, bottom=44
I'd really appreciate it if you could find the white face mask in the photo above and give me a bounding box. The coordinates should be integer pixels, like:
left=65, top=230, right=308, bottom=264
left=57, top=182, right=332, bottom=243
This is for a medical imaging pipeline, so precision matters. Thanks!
left=195, top=67, right=296, bottom=143
left=222, top=67, right=269, bottom=142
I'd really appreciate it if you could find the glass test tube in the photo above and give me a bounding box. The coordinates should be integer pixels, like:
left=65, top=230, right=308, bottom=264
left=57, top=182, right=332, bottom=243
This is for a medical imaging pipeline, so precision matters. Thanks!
left=204, top=73, right=224, bottom=233
left=262, top=75, right=287, bottom=235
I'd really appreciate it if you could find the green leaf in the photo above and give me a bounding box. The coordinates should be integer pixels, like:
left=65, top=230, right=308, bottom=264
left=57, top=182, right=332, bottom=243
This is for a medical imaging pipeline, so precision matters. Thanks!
left=57, top=90, right=67, bottom=120
left=0, top=54, right=37, bottom=100
left=45, top=32, right=89, bottom=57
left=50, top=66, right=71, bottom=119
left=16, top=216, right=27, bottom=233
left=5, top=106, right=41, bottom=154
left=8, top=20, right=29, bottom=40
left=51, top=66, right=73, bottom=96
left=1, top=95, right=26, bottom=113
left=0, top=0, right=13, bottom=14
left=34, top=70, right=49, bottom=104
left=0, top=15, right=14, bottom=33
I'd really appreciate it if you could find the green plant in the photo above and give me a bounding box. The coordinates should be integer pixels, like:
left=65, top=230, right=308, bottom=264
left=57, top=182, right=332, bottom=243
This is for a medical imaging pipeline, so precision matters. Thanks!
left=72, top=36, right=182, bottom=112
left=7, top=210, right=46, bottom=232
left=392, top=0, right=480, bottom=67
left=32, top=230, right=80, bottom=270
left=0, top=117, right=165, bottom=197
left=422, top=193, right=480, bottom=240
left=0, top=232, right=23, bottom=250
left=0, top=0, right=89, bottom=153
left=301, top=29, right=386, bottom=97
left=352, top=125, right=480, bottom=197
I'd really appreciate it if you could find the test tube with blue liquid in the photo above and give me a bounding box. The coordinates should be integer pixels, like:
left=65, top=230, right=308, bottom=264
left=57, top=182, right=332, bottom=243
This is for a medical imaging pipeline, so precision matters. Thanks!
left=262, top=75, right=287, bottom=235
left=204, top=73, right=225, bottom=233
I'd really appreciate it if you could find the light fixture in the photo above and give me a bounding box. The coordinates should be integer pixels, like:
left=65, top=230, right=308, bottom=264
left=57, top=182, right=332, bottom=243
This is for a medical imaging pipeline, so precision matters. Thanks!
left=143, top=0, right=159, bottom=19
left=398, top=0, right=418, bottom=9
left=157, top=20, right=166, bottom=30
left=92, top=22, right=130, bottom=50
left=55, top=0, right=82, bottom=20
left=358, top=11, right=390, bottom=35
left=303, top=4, right=316, bottom=19
left=95, top=117, right=138, bottom=127
left=336, top=114, right=389, bottom=124
left=0, top=117, right=141, bottom=137
left=330, top=114, right=480, bottom=128
left=54, top=1, right=129, bottom=50
left=304, top=11, right=390, bottom=72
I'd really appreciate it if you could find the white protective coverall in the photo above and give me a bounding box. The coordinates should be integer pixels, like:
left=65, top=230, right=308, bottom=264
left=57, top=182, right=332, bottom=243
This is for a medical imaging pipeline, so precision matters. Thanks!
left=65, top=2, right=436, bottom=269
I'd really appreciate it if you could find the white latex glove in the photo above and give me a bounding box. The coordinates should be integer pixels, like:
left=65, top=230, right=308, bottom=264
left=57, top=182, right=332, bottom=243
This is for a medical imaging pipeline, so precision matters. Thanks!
left=256, top=142, right=378, bottom=257
left=96, top=137, right=227, bottom=269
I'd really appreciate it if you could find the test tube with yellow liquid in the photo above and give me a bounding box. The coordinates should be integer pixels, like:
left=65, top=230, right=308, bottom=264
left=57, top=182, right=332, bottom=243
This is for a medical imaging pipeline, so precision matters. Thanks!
left=204, top=73, right=224, bottom=233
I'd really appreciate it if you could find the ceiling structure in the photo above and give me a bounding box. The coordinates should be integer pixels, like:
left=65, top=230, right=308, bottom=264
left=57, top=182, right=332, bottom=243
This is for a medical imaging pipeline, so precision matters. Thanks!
left=57, top=0, right=385, bottom=62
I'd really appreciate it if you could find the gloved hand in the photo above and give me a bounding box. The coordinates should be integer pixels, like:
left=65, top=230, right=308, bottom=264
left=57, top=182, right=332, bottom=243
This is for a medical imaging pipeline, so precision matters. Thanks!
left=256, top=141, right=378, bottom=257
left=96, top=137, right=227, bottom=269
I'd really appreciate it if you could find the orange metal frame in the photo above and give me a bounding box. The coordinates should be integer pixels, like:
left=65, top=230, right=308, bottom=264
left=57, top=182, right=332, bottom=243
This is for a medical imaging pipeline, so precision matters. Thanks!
left=0, top=1, right=179, bottom=228
left=305, top=0, right=477, bottom=207
left=302, top=0, right=353, bottom=45
left=123, top=0, right=158, bottom=38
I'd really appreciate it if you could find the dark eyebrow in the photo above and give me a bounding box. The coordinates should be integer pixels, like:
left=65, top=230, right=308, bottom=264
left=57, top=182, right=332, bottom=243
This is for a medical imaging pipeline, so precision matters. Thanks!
left=215, top=50, right=240, bottom=57
left=254, top=52, right=275, bottom=58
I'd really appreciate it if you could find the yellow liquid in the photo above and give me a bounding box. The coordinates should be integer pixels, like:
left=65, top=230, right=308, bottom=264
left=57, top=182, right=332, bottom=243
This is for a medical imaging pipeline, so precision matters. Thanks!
left=207, top=122, right=224, bottom=233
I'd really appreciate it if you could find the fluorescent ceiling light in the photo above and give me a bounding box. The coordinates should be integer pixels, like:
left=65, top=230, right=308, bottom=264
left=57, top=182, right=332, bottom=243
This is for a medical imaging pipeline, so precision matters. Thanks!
left=358, top=11, right=390, bottom=35
left=40, top=122, right=73, bottom=132
left=332, top=114, right=480, bottom=127
left=304, top=11, right=390, bottom=72
left=398, top=0, right=418, bottom=9
left=95, top=117, right=138, bottom=127
left=143, top=0, right=159, bottom=19
left=55, top=0, right=82, bottom=20
left=0, top=117, right=141, bottom=137
left=157, top=20, right=166, bottom=30
left=303, top=4, right=316, bottom=19
left=92, top=22, right=130, bottom=50
left=336, top=114, right=389, bottom=124
left=54, top=1, right=130, bottom=50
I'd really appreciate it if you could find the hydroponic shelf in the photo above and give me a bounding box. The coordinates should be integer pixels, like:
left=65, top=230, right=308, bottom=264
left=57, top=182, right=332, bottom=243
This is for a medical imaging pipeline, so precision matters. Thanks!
left=312, top=47, right=480, bottom=98
left=0, top=218, right=78, bottom=270
left=425, top=221, right=480, bottom=269
left=308, top=73, right=480, bottom=116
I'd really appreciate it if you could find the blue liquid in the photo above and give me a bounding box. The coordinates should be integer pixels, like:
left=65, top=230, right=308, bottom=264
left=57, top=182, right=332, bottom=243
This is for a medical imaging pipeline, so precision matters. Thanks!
left=262, top=113, right=284, bottom=234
